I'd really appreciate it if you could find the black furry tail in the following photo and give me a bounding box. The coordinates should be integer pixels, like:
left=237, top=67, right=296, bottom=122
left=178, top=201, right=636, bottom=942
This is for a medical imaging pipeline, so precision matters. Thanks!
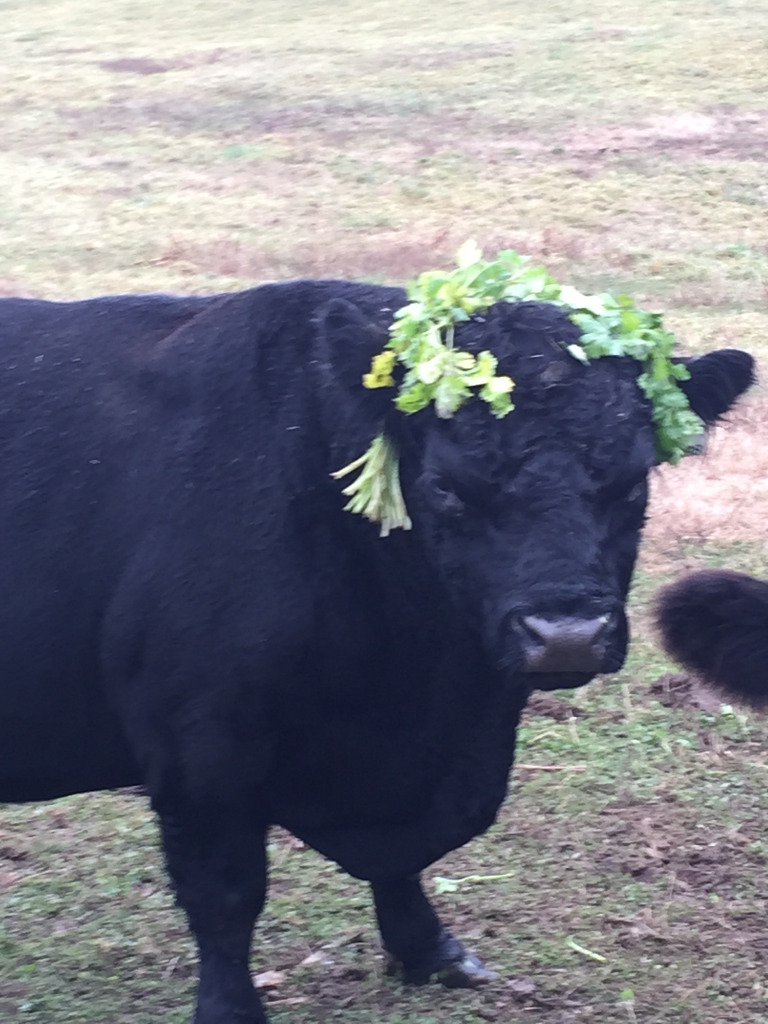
left=655, top=570, right=768, bottom=710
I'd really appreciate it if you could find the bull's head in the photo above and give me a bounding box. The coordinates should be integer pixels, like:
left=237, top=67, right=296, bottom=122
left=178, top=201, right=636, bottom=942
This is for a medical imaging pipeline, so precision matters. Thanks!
left=319, top=296, right=753, bottom=690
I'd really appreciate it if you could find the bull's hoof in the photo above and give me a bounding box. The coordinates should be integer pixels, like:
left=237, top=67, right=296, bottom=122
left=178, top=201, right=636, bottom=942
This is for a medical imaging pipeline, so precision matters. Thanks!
left=434, top=951, right=499, bottom=989
left=386, top=933, right=498, bottom=988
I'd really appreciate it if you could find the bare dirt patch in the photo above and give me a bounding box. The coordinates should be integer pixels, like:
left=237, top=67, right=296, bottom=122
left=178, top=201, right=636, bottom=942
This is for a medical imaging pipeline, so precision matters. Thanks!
left=0, top=280, right=34, bottom=298
left=152, top=232, right=457, bottom=284
left=100, top=58, right=172, bottom=75
left=151, top=224, right=643, bottom=287
left=99, top=50, right=233, bottom=76
left=563, top=110, right=768, bottom=163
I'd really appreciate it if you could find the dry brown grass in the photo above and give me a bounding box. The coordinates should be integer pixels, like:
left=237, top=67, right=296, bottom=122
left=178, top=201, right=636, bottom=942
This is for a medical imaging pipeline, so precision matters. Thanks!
left=647, top=392, right=768, bottom=552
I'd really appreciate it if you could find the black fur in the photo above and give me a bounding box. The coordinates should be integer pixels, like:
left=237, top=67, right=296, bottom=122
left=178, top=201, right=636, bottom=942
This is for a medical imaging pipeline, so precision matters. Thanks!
left=656, top=570, right=768, bottom=709
left=677, top=349, right=755, bottom=425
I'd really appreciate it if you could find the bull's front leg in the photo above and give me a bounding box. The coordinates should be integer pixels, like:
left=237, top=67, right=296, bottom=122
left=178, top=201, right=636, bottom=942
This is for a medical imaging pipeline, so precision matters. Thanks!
left=371, top=875, right=498, bottom=988
left=156, top=798, right=269, bottom=1024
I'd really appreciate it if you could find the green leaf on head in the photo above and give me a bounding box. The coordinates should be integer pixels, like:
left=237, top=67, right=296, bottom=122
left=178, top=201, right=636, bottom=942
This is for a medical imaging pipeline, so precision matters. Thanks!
left=335, top=243, right=704, bottom=531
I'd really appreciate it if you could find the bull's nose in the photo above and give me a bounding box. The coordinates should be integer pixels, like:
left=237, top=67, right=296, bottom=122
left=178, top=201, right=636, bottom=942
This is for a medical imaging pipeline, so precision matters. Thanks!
left=517, top=613, right=614, bottom=673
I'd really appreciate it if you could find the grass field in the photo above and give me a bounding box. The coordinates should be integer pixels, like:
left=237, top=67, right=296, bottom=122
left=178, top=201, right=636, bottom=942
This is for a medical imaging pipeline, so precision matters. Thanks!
left=1, top=1, right=768, bottom=1021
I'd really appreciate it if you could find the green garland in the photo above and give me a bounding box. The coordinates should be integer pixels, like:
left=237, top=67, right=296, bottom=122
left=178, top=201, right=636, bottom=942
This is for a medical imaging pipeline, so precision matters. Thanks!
left=333, top=242, right=704, bottom=535
left=330, top=433, right=412, bottom=538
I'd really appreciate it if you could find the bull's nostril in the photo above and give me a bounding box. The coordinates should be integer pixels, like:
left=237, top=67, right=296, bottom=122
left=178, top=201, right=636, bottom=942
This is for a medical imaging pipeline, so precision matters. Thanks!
left=522, top=614, right=610, bottom=648
left=517, top=613, right=615, bottom=673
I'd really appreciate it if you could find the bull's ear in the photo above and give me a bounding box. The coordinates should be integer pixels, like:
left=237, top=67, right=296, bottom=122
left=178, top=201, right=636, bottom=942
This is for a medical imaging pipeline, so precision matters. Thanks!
left=677, top=348, right=755, bottom=425
left=316, top=297, right=401, bottom=427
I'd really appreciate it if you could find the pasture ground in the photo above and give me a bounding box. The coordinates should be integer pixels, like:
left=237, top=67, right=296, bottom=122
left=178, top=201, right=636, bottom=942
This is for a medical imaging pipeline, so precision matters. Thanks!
left=1, top=1, right=767, bottom=1021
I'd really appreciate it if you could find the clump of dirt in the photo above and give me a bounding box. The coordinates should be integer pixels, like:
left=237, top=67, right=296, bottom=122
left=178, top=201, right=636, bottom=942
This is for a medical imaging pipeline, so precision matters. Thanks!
left=524, top=693, right=586, bottom=721
left=649, top=673, right=724, bottom=712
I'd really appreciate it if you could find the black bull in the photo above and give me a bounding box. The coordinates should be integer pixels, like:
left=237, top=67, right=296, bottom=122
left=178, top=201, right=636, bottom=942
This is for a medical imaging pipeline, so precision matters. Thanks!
left=0, top=280, right=754, bottom=1023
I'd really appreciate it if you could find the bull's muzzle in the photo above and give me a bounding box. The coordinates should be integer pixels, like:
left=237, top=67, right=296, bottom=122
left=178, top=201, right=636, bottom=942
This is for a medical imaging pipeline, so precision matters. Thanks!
left=516, top=613, right=616, bottom=674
